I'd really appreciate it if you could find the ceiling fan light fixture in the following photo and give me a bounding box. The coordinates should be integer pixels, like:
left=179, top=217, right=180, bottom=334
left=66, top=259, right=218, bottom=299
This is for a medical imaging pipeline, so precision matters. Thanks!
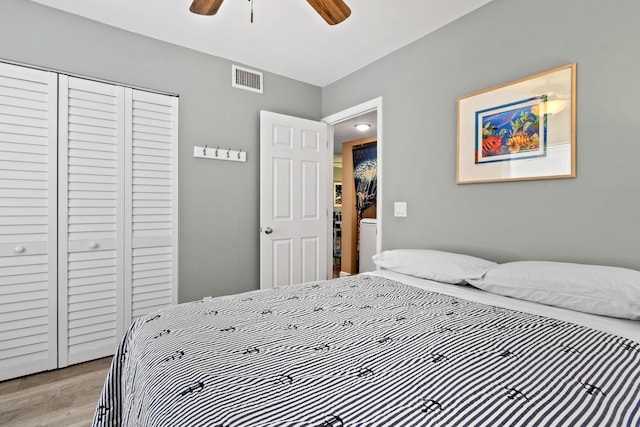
left=355, top=123, right=371, bottom=131
left=189, top=0, right=352, bottom=25
left=307, top=0, right=352, bottom=25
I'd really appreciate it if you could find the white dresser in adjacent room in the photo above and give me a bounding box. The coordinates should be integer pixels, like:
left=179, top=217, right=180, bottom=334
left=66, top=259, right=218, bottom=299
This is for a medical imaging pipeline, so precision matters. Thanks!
left=359, top=218, right=377, bottom=273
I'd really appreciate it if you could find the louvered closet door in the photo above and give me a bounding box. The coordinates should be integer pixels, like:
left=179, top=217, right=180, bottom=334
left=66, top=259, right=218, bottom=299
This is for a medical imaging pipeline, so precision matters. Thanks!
left=0, top=63, right=58, bottom=381
left=125, top=89, right=178, bottom=323
left=58, top=76, right=125, bottom=366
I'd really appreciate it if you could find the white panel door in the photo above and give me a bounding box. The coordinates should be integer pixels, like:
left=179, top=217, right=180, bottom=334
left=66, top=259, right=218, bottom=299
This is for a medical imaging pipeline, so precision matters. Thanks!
left=259, top=111, right=328, bottom=289
left=58, top=76, right=125, bottom=366
left=0, top=62, right=58, bottom=380
left=124, top=89, right=178, bottom=324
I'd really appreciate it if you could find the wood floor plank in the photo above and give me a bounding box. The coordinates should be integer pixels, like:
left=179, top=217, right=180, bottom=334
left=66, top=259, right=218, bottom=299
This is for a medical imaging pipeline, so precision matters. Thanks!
left=0, top=357, right=111, bottom=427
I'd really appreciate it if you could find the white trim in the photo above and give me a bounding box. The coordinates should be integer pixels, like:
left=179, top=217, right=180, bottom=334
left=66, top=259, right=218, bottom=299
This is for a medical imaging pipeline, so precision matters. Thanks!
left=123, top=89, right=133, bottom=326
left=0, top=58, right=179, bottom=98
left=46, top=71, right=59, bottom=372
left=170, top=96, right=180, bottom=305
left=322, top=97, right=384, bottom=277
left=57, top=75, right=70, bottom=368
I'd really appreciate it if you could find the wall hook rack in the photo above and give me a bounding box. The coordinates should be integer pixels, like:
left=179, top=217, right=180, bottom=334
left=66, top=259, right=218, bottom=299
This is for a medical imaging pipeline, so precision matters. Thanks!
left=194, top=145, right=247, bottom=162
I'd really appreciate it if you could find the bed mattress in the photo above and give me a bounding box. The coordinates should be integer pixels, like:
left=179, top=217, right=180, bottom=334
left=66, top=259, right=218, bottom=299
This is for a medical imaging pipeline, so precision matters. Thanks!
left=92, top=275, right=640, bottom=426
left=369, top=270, right=640, bottom=343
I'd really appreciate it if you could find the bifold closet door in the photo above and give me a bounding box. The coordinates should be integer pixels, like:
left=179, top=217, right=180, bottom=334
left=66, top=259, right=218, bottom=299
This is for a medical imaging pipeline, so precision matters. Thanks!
left=0, top=63, right=58, bottom=381
left=124, top=89, right=178, bottom=323
left=58, top=79, right=177, bottom=365
left=0, top=64, right=177, bottom=375
left=58, top=76, right=125, bottom=367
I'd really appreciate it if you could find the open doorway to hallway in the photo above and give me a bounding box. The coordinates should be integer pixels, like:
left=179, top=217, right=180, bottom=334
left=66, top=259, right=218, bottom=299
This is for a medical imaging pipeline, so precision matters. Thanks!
left=330, top=110, right=378, bottom=277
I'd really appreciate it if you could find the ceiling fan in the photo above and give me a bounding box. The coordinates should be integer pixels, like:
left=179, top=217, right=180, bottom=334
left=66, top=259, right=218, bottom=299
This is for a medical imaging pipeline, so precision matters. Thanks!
left=189, top=0, right=351, bottom=25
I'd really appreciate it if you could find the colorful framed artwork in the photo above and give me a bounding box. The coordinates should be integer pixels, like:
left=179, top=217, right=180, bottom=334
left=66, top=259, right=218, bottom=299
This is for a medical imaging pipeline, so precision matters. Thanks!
left=457, top=63, right=576, bottom=184
left=333, top=182, right=342, bottom=207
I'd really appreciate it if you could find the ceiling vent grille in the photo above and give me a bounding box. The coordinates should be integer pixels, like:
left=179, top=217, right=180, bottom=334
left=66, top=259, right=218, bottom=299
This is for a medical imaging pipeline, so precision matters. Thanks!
left=232, top=65, right=263, bottom=94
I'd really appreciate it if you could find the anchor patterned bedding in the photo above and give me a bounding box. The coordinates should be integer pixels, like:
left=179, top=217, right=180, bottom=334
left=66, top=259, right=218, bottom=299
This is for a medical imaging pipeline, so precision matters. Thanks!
left=92, top=275, right=640, bottom=426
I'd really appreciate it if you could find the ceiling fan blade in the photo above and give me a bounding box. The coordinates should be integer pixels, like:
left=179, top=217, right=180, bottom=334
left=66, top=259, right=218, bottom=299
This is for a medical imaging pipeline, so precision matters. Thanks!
left=190, top=0, right=225, bottom=16
left=307, top=0, right=351, bottom=25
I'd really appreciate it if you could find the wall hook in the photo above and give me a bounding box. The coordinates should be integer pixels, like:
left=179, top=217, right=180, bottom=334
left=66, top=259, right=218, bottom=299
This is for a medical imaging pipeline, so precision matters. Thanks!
left=194, top=145, right=247, bottom=163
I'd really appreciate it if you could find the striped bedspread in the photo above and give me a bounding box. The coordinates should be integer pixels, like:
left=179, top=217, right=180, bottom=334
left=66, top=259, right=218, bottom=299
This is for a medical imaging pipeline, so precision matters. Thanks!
left=92, top=275, right=640, bottom=426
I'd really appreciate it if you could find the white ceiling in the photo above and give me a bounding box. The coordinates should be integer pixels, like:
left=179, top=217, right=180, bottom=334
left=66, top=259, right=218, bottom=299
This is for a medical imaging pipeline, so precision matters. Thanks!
left=333, top=110, right=377, bottom=154
left=30, top=0, right=494, bottom=87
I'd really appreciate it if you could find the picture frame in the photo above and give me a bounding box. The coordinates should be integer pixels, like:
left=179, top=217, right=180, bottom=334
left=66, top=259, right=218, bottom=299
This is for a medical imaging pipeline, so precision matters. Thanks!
left=333, top=182, right=342, bottom=207
left=457, top=63, right=576, bottom=184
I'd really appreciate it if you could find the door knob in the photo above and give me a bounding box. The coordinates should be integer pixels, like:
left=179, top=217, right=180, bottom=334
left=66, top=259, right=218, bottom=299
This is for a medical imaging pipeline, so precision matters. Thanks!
left=89, top=242, right=99, bottom=249
left=14, top=246, right=25, bottom=254
left=264, top=227, right=273, bottom=235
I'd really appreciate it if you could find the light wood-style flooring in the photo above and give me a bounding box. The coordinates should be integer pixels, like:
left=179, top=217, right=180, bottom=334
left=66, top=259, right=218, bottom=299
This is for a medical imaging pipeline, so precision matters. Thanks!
left=0, top=357, right=112, bottom=427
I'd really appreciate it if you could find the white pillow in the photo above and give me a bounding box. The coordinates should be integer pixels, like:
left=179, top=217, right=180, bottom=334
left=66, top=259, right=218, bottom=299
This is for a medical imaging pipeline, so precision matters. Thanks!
left=467, top=261, right=640, bottom=320
left=372, top=249, right=496, bottom=284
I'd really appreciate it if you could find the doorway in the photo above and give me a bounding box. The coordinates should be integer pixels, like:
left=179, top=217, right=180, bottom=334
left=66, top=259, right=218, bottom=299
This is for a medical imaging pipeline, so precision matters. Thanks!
left=323, top=98, right=383, bottom=278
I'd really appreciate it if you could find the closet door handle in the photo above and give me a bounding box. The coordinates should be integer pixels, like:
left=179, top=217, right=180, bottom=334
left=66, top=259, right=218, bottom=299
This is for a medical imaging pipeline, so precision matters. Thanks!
left=89, top=242, right=99, bottom=249
left=14, top=245, right=26, bottom=254
left=264, top=227, right=273, bottom=235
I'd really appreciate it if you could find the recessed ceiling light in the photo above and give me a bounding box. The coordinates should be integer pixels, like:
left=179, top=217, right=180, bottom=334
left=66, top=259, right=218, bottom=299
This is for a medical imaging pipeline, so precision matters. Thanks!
left=355, top=123, right=371, bottom=131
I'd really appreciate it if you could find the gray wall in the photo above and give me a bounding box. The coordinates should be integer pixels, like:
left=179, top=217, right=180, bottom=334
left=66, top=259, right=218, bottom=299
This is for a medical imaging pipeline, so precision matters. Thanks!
left=3, top=0, right=639, bottom=305
left=0, top=0, right=322, bottom=302
left=323, top=0, right=640, bottom=270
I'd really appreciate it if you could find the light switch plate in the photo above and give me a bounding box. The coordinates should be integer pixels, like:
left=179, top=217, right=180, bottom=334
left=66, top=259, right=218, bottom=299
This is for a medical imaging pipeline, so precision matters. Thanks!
left=394, top=202, right=407, bottom=217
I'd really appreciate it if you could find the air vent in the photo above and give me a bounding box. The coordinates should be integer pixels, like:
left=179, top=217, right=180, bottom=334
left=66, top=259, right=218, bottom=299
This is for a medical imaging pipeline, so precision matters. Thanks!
left=232, top=65, right=263, bottom=94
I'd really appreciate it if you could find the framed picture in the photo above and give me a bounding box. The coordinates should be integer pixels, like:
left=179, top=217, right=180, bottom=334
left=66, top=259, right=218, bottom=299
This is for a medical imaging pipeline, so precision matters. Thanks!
left=457, top=63, right=576, bottom=184
left=333, top=182, right=342, bottom=207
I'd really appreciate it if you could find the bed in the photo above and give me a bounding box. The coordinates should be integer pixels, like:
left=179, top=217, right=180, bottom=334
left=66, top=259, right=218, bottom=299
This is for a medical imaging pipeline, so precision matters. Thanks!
left=92, top=251, right=640, bottom=426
